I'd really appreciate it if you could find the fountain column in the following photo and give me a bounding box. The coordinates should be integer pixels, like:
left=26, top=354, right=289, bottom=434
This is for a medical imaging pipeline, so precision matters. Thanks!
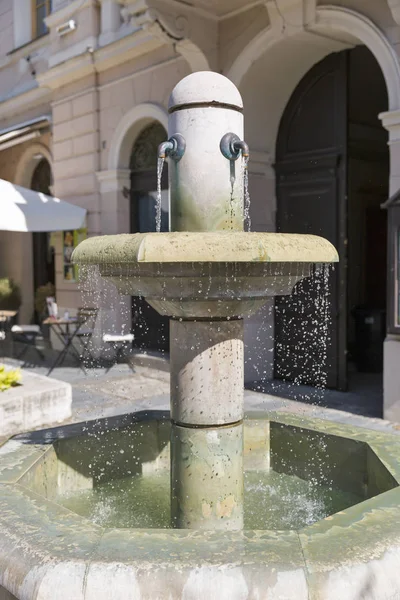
left=164, top=72, right=248, bottom=530
left=170, top=319, right=244, bottom=529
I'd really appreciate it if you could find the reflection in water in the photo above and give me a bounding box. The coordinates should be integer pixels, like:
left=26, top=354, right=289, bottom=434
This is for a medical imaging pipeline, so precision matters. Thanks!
left=58, top=468, right=361, bottom=531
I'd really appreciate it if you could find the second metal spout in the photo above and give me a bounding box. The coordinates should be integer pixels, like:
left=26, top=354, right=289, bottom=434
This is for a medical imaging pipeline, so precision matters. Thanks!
left=158, top=134, right=186, bottom=161
left=220, top=133, right=250, bottom=161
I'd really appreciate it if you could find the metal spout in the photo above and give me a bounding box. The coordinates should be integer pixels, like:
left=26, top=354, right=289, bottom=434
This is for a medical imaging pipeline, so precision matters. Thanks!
left=158, top=140, right=174, bottom=159
left=220, top=133, right=250, bottom=161
left=158, top=133, right=186, bottom=161
left=233, top=139, right=249, bottom=158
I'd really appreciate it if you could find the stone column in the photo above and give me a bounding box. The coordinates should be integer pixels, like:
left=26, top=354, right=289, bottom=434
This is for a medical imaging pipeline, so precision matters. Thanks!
left=165, top=73, right=248, bottom=530
left=171, top=422, right=244, bottom=530
left=167, top=72, right=245, bottom=232
left=380, top=110, right=400, bottom=420
left=170, top=319, right=244, bottom=530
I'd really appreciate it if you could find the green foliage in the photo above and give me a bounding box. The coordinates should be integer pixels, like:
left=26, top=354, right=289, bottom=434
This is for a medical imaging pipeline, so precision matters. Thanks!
left=0, top=365, right=21, bottom=392
left=35, top=282, right=55, bottom=316
left=0, top=278, right=21, bottom=311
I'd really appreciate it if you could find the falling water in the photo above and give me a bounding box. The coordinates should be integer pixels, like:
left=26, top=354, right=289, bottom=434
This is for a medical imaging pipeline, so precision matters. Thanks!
left=243, top=156, right=251, bottom=231
left=156, top=157, right=165, bottom=233
left=229, top=160, right=236, bottom=230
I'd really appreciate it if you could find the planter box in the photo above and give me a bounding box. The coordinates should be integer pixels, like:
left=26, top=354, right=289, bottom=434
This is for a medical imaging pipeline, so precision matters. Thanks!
left=0, top=368, right=72, bottom=437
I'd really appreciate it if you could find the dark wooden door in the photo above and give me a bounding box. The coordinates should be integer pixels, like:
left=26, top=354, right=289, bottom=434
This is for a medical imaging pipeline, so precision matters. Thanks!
left=130, top=152, right=170, bottom=352
left=275, top=52, right=348, bottom=390
left=31, top=159, right=55, bottom=321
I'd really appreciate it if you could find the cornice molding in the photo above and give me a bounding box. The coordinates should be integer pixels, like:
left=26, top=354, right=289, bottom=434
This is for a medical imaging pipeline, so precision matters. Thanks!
left=121, top=0, right=211, bottom=71
left=0, top=86, right=51, bottom=122
left=38, top=0, right=210, bottom=89
left=37, top=28, right=164, bottom=89
left=36, top=53, right=95, bottom=90
left=265, top=0, right=317, bottom=32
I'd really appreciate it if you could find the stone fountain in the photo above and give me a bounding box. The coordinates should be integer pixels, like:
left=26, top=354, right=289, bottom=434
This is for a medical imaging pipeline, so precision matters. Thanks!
left=0, top=72, right=400, bottom=599
left=73, top=71, right=337, bottom=532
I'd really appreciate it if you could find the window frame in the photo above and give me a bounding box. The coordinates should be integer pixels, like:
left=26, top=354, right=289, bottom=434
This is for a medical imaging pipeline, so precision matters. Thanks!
left=32, top=0, right=52, bottom=40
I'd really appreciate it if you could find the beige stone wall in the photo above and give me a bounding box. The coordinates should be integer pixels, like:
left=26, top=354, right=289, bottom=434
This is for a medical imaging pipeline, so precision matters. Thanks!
left=51, top=73, right=99, bottom=313
left=50, top=46, right=190, bottom=317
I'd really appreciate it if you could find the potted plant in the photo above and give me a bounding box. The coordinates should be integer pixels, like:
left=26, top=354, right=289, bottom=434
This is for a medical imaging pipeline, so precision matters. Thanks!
left=0, top=278, right=21, bottom=311
left=0, top=364, right=21, bottom=391
left=35, top=282, right=55, bottom=321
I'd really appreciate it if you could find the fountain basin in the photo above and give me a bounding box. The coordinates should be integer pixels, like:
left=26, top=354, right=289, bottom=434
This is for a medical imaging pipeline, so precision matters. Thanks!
left=1, top=409, right=400, bottom=599
left=72, top=231, right=338, bottom=318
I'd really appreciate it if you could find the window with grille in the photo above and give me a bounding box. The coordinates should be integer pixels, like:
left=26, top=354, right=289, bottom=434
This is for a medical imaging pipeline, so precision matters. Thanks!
left=33, top=0, right=52, bottom=38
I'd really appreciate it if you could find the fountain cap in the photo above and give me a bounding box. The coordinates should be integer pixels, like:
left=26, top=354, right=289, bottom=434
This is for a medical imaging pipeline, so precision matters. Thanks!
left=168, top=71, right=243, bottom=113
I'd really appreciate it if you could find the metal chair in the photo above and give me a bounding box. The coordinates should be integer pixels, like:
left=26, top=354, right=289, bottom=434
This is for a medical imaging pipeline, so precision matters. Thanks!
left=11, top=324, right=45, bottom=361
left=102, top=332, right=134, bottom=371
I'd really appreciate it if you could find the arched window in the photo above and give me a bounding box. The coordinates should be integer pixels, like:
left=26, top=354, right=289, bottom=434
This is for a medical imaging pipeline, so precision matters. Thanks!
left=130, top=122, right=167, bottom=172
left=30, top=158, right=55, bottom=296
left=31, top=158, right=52, bottom=195
left=130, top=122, right=169, bottom=233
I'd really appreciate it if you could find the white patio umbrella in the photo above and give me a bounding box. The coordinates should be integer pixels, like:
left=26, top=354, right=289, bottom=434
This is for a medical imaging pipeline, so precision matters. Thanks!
left=0, top=179, right=86, bottom=232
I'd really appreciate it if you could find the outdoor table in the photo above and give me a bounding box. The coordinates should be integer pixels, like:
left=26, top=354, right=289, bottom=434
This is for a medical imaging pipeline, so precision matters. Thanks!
left=43, top=316, right=86, bottom=375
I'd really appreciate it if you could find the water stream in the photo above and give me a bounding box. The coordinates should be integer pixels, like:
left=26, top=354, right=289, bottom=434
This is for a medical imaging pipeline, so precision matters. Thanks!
left=156, top=157, right=165, bottom=233
left=243, top=156, right=251, bottom=231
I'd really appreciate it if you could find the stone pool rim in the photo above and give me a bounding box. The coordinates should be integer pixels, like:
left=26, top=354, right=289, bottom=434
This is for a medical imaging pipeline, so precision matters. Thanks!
left=1, top=408, right=400, bottom=600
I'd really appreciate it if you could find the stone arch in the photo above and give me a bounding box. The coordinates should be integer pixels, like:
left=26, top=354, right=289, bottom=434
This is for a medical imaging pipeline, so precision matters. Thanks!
left=223, top=4, right=398, bottom=385
left=227, top=6, right=400, bottom=112
left=14, top=142, right=52, bottom=189
left=108, top=103, right=168, bottom=171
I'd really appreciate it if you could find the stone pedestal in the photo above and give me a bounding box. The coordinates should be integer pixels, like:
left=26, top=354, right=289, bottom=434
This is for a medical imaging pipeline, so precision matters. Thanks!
left=170, top=319, right=244, bottom=425
left=170, top=318, right=244, bottom=529
left=171, top=422, right=244, bottom=530
left=384, top=336, right=400, bottom=420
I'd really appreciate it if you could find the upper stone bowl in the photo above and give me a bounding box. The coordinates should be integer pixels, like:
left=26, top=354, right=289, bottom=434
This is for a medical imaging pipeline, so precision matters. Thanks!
left=72, top=231, right=338, bottom=318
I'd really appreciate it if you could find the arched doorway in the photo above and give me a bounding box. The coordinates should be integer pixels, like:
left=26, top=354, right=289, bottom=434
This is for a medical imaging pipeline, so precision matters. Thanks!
left=31, top=157, right=55, bottom=320
left=130, top=122, right=169, bottom=351
left=274, top=46, right=389, bottom=390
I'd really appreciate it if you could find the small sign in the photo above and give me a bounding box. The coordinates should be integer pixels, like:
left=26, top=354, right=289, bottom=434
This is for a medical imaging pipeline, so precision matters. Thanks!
left=63, top=228, right=87, bottom=282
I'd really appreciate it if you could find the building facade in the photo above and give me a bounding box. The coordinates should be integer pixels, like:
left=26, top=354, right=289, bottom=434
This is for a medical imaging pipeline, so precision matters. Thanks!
left=0, top=0, right=399, bottom=416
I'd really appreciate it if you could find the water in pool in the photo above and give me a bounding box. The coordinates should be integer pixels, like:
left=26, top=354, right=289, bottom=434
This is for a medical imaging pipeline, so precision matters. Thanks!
left=57, top=469, right=361, bottom=530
